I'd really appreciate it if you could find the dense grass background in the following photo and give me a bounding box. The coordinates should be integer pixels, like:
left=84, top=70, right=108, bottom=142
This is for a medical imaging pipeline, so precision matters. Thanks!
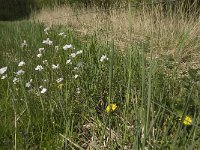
left=0, top=19, right=200, bottom=149
left=1, top=0, right=200, bottom=20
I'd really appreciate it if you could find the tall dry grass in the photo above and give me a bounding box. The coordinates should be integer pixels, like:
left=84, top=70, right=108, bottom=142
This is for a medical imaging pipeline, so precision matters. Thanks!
left=32, top=3, right=200, bottom=72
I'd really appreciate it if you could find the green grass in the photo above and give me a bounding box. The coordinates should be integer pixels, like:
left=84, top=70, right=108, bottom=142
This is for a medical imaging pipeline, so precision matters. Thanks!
left=0, top=21, right=200, bottom=149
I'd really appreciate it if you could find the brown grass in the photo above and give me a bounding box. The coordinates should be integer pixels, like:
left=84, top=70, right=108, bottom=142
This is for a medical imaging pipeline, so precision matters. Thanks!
left=32, top=4, right=200, bottom=72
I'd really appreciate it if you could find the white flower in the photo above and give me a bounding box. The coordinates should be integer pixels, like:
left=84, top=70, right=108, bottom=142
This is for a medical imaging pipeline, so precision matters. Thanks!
left=25, top=79, right=32, bottom=88
left=74, top=74, right=78, bottom=79
left=100, top=55, right=108, bottom=62
left=0, top=67, right=7, bottom=75
left=38, top=48, right=45, bottom=53
left=55, top=46, right=59, bottom=51
left=41, top=88, right=47, bottom=94
left=58, top=32, right=65, bottom=36
left=70, top=53, right=76, bottom=58
left=66, top=59, right=72, bottom=64
left=63, top=44, right=72, bottom=50
left=21, top=40, right=27, bottom=48
left=56, top=77, right=64, bottom=83
left=76, top=50, right=83, bottom=55
left=18, top=61, right=25, bottom=67
left=52, top=64, right=59, bottom=69
left=76, top=88, right=80, bottom=94
left=74, top=67, right=78, bottom=70
left=35, top=65, right=44, bottom=71
left=42, top=38, right=53, bottom=45
left=13, top=77, right=19, bottom=84
left=44, top=27, right=50, bottom=34
left=43, top=60, right=48, bottom=65
left=16, top=69, right=25, bottom=76
left=37, top=53, right=42, bottom=58
left=1, top=74, right=7, bottom=80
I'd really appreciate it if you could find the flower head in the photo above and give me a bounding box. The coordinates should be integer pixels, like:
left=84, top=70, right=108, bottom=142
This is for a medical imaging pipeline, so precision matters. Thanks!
left=63, top=44, right=72, bottom=50
left=0, top=67, right=7, bottom=75
left=1, top=74, right=7, bottom=80
left=16, top=69, right=25, bottom=76
left=37, top=53, right=42, bottom=58
left=42, top=38, right=53, bottom=45
left=18, top=61, right=25, bottom=67
left=38, top=48, right=45, bottom=53
left=180, top=115, right=192, bottom=125
left=41, top=88, right=47, bottom=94
left=52, top=64, right=59, bottom=69
left=21, top=40, right=27, bottom=48
left=35, top=65, right=44, bottom=71
left=105, top=103, right=117, bottom=113
left=100, top=55, right=108, bottom=62
left=56, top=77, right=63, bottom=83
left=25, top=79, right=33, bottom=88
left=66, top=59, right=72, bottom=65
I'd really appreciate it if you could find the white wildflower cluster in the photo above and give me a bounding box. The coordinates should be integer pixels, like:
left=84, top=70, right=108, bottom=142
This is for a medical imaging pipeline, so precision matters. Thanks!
left=21, top=40, right=27, bottom=48
left=52, top=64, right=59, bottom=70
left=25, top=79, right=33, bottom=88
left=35, top=65, right=44, bottom=71
left=58, top=32, right=66, bottom=38
left=42, top=38, right=53, bottom=45
left=63, top=44, right=72, bottom=50
left=100, top=55, right=108, bottom=62
left=0, top=66, right=8, bottom=80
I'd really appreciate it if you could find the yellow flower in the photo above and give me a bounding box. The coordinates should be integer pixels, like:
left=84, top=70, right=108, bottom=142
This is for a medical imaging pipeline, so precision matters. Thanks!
left=58, top=84, right=64, bottom=90
left=179, top=115, right=192, bottom=125
left=105, top=104, right=117, bottom=113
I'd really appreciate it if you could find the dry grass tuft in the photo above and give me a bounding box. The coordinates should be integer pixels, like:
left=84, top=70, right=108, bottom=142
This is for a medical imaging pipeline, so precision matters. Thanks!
left=32, top=4, right=200, bottom=72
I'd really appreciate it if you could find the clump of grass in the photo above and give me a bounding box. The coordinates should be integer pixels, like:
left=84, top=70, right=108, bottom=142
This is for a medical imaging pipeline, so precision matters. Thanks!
left=0, top=17, right=200, bottom=149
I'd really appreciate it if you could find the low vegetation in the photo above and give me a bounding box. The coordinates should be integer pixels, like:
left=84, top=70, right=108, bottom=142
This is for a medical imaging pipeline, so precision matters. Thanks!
left=0, top=1, right=200, bottom=149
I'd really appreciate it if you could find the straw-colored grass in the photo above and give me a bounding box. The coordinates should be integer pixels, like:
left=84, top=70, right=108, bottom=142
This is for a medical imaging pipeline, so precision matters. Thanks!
left=32, top=4, right=200, bottom=72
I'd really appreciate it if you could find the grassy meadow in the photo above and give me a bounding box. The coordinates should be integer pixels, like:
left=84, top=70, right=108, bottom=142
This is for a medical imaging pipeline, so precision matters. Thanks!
left=1, top=3, right=200, bottom=149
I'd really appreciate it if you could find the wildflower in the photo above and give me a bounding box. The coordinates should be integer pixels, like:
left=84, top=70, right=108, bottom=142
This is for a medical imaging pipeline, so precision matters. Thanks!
left=25, top=79, right=32, bottom=88
left=41, top=88, right=47, bottom=94
left=55, top=46, right=59, bottom=51
left=16, top=69, right=25, bottom=76
left=66, top=59, right=72, bottom=65
left=76, top=50, right=83, bottom=55
left=63, top=44, right=72, bottom=50
left=0, top=66, right=7, bottom=75
left=1, top=74, right=7, bottom=80
left=38, top=48, right=45, bottom=53
left=76, top=88, right=80, bottom=94
left=13, top=77, right=19, bottom=84
left=74, top=74, right=78, bottom=79
left=56, top=77, right=63, bottom=83
left=52, top=64, right=59, bottom=69
left=21, top=40, right=27, bottom=48
left=18, top=61, right=25, bottom=67
left=43, top=60, right=48, bottom=65
left=180, top=115, right=192, bottom=125
left=100, top=55, right=108, bottom=62
left=58, top=32, right=65, bottom=36
left=44, top=27, right=50, bottom=34
left=74, top=67, right=78, bottom=70
left=58, top=84, right=64, bottom=90
left=105, top=103, right=117, bottom=113
left=42, top=38, right=53, bottom=45
left=70, top=53, right=76, bottom=58
left=35, top=65, right=44, bottom=71
left=37, top=53, right=42, bottom=58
